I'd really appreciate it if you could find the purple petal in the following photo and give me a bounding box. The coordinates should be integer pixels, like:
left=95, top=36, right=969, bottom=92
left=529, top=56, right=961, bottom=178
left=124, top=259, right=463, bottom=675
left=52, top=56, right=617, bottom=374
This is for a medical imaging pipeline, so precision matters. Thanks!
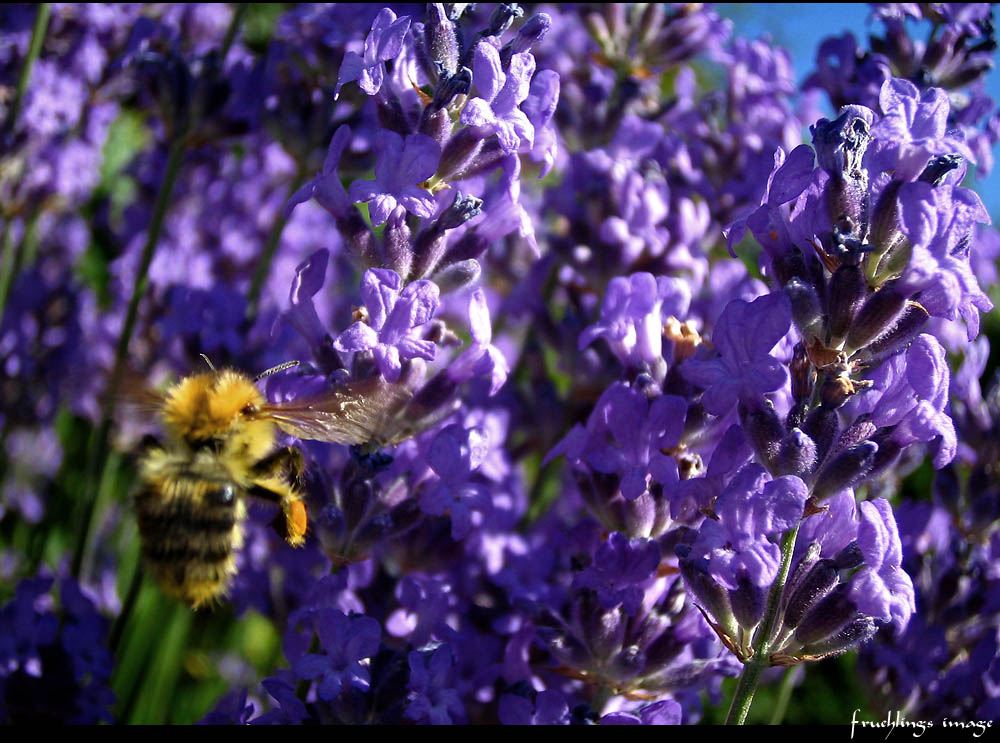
left=398, top=134, right=442, bottom=185
left=376, top=15, right=411, bottom=63
left=460, top=97, right=498, bottom=129
left=334, top=321, right=379, bottom=353
left=334, top=51, right=365, bottom=99
left=471, top=40, right=503, bottom=102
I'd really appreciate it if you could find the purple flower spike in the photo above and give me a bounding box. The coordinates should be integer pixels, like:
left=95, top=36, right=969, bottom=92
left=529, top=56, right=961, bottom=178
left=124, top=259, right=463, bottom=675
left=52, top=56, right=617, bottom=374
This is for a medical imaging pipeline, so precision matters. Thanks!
left=461, top=41, right=536, bottom=154
left=419, top=424, right=492, bottom=540
left=348, top=130, right=441, bottom=226
left=850, top=499, right=915, bottom=634
left=681, top=292, right=792, bottom=416
left=334, top=8, right=411, bottom=99
left=447, top=289, right=509, bottom=395
left=334, top=268, right=440, bottom=382
left=572, top=532, right=661, bottom=615
left=292, top=609, right=381, bottom=701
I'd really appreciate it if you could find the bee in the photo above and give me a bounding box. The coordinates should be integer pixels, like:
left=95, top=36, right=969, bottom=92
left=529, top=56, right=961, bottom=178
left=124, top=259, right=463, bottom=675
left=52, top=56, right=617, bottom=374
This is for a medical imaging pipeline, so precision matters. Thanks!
left=131, top=359, right=410, bottom=609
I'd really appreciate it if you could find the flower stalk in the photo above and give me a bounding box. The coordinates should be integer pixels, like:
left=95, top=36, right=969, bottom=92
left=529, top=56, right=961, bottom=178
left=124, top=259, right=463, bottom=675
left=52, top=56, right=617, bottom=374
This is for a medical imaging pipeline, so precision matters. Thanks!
left=725, top=525, right=801, bottom=724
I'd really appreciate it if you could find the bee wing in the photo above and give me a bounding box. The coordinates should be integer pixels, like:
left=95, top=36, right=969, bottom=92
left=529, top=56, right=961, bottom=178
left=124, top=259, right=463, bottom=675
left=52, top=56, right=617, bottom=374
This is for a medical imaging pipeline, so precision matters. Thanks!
left=109, top=369, right=169, bottom=418
left=260, top=377, right=413, bottom=446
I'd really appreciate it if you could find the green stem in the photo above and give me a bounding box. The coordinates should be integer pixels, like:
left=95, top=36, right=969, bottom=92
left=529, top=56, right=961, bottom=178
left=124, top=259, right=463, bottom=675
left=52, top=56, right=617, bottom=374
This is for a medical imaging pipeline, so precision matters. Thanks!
left=590, top=685, right=613, bottom=717
left=725, top=524, right=800, bottom=725
left=72, top=137, right=187, bottom=580
left=769, top=666, right=797, bottom=725
left=219, top=3, right=248, bottom=62
left=0, top=220, right=16, bottom=328
left=108, top=565, right=145, bottom=657
left=245, top=169, right=308, bottom=321
left=3, top=3, right=51, bottom=135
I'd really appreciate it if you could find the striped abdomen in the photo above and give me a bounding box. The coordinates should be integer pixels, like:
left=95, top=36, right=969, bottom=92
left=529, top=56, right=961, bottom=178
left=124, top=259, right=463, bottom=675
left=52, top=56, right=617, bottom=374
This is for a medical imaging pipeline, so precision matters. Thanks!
left=135, top=473, right=246, bottom=608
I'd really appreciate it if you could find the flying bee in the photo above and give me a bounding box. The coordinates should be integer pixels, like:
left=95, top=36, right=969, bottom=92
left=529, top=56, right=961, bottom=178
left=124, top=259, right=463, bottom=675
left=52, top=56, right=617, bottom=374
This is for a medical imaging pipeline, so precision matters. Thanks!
left=130, top=359, right=411, bottom=609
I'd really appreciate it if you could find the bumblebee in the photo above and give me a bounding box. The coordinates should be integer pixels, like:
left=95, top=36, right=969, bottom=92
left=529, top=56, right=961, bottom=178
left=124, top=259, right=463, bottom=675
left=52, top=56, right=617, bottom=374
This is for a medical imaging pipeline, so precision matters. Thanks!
left=132, top=361, right=408, bottom=608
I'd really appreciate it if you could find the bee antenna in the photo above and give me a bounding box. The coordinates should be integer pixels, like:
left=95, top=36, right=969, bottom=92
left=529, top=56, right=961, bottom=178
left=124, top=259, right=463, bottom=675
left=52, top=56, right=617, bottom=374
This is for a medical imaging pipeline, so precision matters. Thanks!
left=254, top=360, right=300, bottom=381
left=200, top=354, right=217, bottom=372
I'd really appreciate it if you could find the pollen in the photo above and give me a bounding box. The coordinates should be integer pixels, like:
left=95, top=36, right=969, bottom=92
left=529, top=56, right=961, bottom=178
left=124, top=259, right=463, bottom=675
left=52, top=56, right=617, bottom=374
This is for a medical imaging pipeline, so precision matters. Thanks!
left=286, top=499, right=308, bottom=546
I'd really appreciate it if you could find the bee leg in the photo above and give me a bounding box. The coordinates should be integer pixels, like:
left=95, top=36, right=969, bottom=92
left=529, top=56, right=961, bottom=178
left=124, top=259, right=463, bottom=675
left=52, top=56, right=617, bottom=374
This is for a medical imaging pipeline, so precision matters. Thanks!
left=251, top=446, right=305, bottom=488
left=247, top=480, right=307, bottom=547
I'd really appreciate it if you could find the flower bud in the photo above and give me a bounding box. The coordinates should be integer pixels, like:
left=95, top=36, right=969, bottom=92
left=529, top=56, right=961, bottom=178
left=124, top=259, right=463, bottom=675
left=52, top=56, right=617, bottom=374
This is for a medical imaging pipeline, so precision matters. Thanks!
left=866, top=435, right=901, bottom=479
left=438, top=127, right=484, bottom=180
left=418, top=106, right=452, bottom=145
left=374, top=86, right=412, bottom=136
left=342, top=478, right=376, bottom=532
left=836, top=415, right=876, bottom=452
left=792, top=584, right=856, bottom=646
left=790, top=342, right=815, bottom=404
left=811, top=440, right=878, bottom=502
left=851, top=300, right=929, bottom=364
left=442, top=230, right=490, bottom=265
left=425, top=3, right=460, bottom=75
left=677, top=549, right=737, bottom=640
left=501, top=12, right=551, bottom=65
left=347, top=511, right=393, bottom=557
left=774, top=428, right=818, bottom=478
left=811, top=110, right=872, bottom=237
left=827, top=264, right=866, bottom=344
left=383, top=205, right=413, bottom=278
left=439, top=191, right=484, bottom=230
left=773, top=251, right=809, bottom=286
left=636, top=2, right=665, bottom=47
left=802, top=405, right=841, bottom=470
left=799, top=616, right=877, bottom=658
left=433, top=259, right=482, bottom=294
left=739, top=399, right=785, bottom=473
left=832, top=542, right=864, bottom=571
left=730, top=577, right=766, bottom=630
left=405, top=371, right=458, bottom=421
left=783, top=558, right=839, bottom=629
left=844, top=283, right=907, bottom=353
left=486, top=3, right=524, bottom=37
left=785, top=278, right=824, bottom=342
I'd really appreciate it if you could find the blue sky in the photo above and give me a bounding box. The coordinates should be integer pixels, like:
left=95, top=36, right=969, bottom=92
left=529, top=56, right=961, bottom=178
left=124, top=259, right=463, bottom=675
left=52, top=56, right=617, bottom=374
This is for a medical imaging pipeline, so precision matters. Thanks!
left=715, top=3, right=1000, bottom=218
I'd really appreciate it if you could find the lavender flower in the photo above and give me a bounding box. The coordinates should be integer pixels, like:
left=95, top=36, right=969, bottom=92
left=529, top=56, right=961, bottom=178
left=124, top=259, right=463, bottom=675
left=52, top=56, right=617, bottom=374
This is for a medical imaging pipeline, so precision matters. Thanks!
left=334, top=268, right=441, bottom=382
left=461, top=41, right=536, bottom=154
left=348, top=131, right=441, bottom=225
left=334, top=8, right=412, bottom=99
left=681, top=292, right=792, bottom=416
left=293, top=609, right=382, bottom=701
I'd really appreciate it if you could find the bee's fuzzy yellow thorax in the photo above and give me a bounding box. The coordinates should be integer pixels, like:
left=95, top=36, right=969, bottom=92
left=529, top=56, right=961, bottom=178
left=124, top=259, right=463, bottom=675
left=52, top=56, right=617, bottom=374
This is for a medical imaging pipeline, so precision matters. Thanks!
left=163, top=371, right=268, bottom=444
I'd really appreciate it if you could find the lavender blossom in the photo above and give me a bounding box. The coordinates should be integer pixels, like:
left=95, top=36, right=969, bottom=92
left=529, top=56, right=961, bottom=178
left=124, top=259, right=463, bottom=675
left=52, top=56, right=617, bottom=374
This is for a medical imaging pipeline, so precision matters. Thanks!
left=348, top=131, right=441, bottom=225
left=334, top=8, right=411, bottom=99
left=461, top=41, right=536, bottom=154
left=681, top=292, right=792, bottom=416
left=334, top=268, right=441, bottom=382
